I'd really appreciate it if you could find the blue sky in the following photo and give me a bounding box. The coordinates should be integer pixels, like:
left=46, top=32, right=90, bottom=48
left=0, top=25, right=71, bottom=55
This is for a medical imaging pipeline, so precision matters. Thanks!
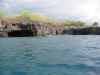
left=0, top=0, right=100, bottom=23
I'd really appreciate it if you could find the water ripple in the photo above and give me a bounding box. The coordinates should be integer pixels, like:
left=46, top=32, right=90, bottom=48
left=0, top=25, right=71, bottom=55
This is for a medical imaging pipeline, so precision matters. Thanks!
left=0, top=36, right=100, bottom=75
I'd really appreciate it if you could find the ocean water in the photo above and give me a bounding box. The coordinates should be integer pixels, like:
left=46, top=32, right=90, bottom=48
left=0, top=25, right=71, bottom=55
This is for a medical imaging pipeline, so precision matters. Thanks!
left=0, top=35, right=100, bottom=75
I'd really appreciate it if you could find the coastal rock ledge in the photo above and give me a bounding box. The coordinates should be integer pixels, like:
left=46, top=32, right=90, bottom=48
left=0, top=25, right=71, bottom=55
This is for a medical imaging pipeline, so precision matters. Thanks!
left=0, top=21, right=64, bottom=37
left=0, top=20, right=100, bottom=37
left=63, top=26, right=100, bottom=35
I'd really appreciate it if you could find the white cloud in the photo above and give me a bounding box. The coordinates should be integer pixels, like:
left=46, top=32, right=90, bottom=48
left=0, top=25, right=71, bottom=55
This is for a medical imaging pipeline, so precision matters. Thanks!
left=0, top=0, right=100, bottom=23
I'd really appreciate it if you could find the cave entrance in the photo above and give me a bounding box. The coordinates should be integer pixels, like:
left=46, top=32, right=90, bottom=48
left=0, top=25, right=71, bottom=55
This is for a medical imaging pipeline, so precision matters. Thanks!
left=8, top=30, right=34, bottom=37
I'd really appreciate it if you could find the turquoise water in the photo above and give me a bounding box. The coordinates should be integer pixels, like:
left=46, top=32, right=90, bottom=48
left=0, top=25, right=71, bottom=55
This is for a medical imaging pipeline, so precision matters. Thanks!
left=0, top=35, right=100, bottom=75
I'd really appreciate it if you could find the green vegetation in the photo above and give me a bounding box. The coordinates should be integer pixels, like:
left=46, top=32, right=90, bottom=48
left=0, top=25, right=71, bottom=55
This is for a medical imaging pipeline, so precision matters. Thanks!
left=0, top=10, right=6, bottom=20
left=0, top=10, right=6, bottom=25
left=64, top=21, right=71, bottom=25
left=93, top=22, right=99, bottom=26
left=8, top=10, right=57, bottom=24
left=64, top=21, right=86, bottom=26
left=0, top=10, right=95, bottom=27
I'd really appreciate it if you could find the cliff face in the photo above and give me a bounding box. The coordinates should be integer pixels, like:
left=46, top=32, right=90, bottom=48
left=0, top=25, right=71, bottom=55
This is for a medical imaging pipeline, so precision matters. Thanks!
left=0, top=21, right=64, bottom=37
left=0, top=32, right=8, bottom=37
left=32, top=21, right=64, bottom=36
left=0, top=20, right=100, bottom=37
left=63, top=26, right=100, bottom=35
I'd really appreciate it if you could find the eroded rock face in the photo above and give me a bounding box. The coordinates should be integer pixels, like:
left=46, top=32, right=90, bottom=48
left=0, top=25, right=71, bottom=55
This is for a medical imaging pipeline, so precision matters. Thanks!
left=1, top=20, right=100, bottom=37
left=63, top=26, right=100, bottom=35
left=8, top=30, right=34, bottom=37
left=0, top=32, right=8, bottom=37
left=0, top=21, right=64, bottom=37
left=31, top=21, right=64, bottom=36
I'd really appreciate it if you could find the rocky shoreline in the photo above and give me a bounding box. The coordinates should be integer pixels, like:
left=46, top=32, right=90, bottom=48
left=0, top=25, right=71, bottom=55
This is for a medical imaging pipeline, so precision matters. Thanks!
left=63, top=26, right=100, bottom=35
left=0, top=20, right=100, bottom=37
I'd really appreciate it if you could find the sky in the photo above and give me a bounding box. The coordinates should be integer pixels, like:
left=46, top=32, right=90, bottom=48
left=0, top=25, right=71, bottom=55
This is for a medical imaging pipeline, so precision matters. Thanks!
left=0, top=0, right=100, bottom=24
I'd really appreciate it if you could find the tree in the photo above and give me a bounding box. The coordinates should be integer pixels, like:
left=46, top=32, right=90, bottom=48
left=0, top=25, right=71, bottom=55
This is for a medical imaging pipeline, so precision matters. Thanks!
left=71, top=21, right=85, bottom=26
left=0, top=10, right=6, bottom=20
left=0, top=10, right=6, bottom=26
left=20, top=10, right=32, bottom=20
left=8, top=14, right=20, bottom=20
left=64, top=21, right=71, bottom=26
left=64, top=20, right=85, bottom=26
left=46, top=17, right=57, bottom=24
left=18, top=11, right=47, bottom=22
left=93, top=22, right=98, bottom=26
left=32, top=14, right=47, bottom=22
left=15, top=10, right=34, bottom=24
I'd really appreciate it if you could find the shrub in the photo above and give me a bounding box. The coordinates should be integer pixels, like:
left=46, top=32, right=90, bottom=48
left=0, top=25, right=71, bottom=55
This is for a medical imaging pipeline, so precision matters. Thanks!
left=64, top=20, right=85, bottom=26
left=93, top=22, right=98, bottom=26
left=0, top=10, right=6, bottom=20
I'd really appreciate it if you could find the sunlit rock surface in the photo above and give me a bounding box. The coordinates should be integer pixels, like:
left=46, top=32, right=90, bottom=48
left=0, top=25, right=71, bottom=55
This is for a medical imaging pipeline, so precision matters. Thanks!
left=0, top=20, right=100, bottom=37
